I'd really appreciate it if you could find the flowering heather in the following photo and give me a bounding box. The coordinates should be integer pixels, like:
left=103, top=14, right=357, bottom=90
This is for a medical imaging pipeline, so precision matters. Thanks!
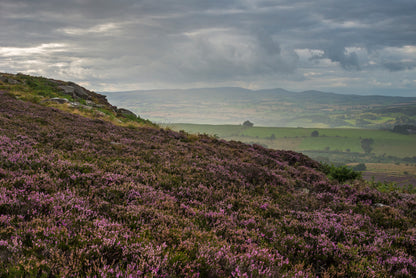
left=0, top=91, right=416, bottom=277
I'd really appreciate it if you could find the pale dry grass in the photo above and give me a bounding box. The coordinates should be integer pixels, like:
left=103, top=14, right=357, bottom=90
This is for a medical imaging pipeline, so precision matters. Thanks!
left=364, top=163, right=416, bottom=176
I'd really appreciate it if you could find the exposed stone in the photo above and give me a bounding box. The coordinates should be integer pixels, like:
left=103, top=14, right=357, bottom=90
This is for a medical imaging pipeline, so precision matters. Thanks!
left=70, top=83, right=90, bottom=99
left=0, top=75, right=20, bottom=85
left=117, top=108, right=137, bottom=118
left=58, top=84, right=89, bottom=100
left=58, top=85, right=75, bottom=95
left=47, top=79, right=64, bottom=85
left=8, top=78, right=20, bottom=85
left=93, top=110, right=106, bottom=117
left=70, top=102, right=92, bottom=110
left=42, top=97, right=70, bottom=104
left=0, top=72, right=135, bottom=122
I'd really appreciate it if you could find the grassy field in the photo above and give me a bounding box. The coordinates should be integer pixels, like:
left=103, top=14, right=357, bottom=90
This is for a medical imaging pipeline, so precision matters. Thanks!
left=166, top=123, right=416, bottom=185
left=166, top=123, right=416, bottom=157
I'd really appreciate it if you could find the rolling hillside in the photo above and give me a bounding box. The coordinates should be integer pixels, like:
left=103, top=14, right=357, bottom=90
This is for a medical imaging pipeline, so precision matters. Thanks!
left=104, top=87, right=416, bottom=128
left=1, top=74, right=416, bottom=277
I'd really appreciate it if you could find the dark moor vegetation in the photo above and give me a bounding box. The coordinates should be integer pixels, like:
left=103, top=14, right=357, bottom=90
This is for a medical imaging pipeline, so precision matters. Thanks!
left=0, top=74, right=416, bottom=277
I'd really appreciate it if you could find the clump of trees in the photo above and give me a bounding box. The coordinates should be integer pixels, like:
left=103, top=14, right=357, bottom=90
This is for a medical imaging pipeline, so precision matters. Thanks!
left=360, top=138, right=374, bottom=154
left=353, top=163, right=367, bottom=171
left=243, top=120, right=254, bottom=127
left=392, top=125, right=416, bottom=135
left=310, top=130, right=319, bottom=137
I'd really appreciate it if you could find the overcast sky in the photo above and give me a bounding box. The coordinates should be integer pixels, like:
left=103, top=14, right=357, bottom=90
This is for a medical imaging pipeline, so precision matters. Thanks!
left=1, top=0, right=416, bottom=96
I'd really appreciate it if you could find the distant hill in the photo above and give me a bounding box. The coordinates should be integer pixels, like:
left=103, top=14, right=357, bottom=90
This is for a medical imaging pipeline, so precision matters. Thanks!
left=104, top=87, right=416, bottom=128
left=1, top=73, right=416, bottom=276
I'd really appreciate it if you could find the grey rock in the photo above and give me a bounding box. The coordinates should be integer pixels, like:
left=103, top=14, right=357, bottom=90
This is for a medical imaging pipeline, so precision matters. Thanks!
left=117, top=108, right=137, bottom=118
left=42, top=97, right=70, bottom=104
left=58, top=85, right=75, bottom=95
left=94, top=110, right=106, bottom=117
left=70, top=102, right=92, bottom=110
left=300, top=188, right=310, bottom=194
left=0, top=76, right=21, bottom=84
left=73, top=85, right=89, bottom=99
left=47, top=80, right=63, bottom=85
left=58, top=84, right=89, bottom=100
left=8, top=78, right=20, bottom=85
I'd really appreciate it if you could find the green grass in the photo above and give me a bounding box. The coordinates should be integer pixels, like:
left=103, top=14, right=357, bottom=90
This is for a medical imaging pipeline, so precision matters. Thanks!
left=299, top=137, right=362, bottom=153
left=166, top=123, right=416, bottom=161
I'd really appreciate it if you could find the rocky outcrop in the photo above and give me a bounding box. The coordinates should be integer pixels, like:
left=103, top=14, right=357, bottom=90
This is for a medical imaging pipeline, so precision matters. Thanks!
left=0, top=74, right=21, bottom=85
left=117, top=108, right=137, bottom=118
left=53, top=80, right=116, bottom=112
left=0, top=72, right=152, bottom=125
left=58, top=83, right=90, bottom=100
left=41, top=97, right=70, bottom=104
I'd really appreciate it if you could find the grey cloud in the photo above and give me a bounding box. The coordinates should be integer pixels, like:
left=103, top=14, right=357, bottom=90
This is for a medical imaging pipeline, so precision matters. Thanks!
left=0, top=0, right=415, bottom=94
left=322, top=46, right=361, bottom=71
left=383, top=61, right=416, bottom=72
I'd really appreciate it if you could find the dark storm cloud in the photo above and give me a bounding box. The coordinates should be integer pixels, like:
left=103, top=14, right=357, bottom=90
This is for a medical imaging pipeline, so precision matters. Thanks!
left=383, top=61, right=416, bottom=72
left=0, top=0, right=415, bottom=93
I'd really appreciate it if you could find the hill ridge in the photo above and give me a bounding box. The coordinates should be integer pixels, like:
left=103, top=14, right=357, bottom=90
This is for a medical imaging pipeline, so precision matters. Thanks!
left=104, top=87, right=416, bottom=128
left=0, top=72, right=153, bottom=127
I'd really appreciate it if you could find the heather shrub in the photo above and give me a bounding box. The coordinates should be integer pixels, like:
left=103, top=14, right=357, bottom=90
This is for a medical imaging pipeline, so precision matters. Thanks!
left=321, top=163, right=362, bottom=183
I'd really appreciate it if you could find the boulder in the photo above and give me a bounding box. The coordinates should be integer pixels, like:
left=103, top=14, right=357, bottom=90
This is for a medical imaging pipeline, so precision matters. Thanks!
left=0, top=75, right=20, bottom=84
left=71, top=84, right=89, bottom=99
left=58, top=85, right=75, bottom=95
left=117, top=108, right=137, bottom=118
left=42, top=97, right=70, bottom=104
left=58, top=83, right=90, bottom=100
left=69, top=102, right=92, bottom=110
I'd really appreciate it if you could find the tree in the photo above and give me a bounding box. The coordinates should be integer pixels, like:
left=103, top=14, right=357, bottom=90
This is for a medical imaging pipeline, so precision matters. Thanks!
left=310, top=130, right=319, bottom=137
left=393, top=125, right=416, bottom=135
left=353, top=163, right=367, bottom=171
left=243, top=120, right=253, bottom=127
left=360, top=138, right=374, bottom=154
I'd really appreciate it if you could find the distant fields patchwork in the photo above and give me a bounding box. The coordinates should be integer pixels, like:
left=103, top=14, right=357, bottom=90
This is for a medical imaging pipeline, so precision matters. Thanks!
left=104, top=88, right=416, bottom=128
left=166, top=123, right=416, bottom=184
left=166, top=123, right=416, bottom=157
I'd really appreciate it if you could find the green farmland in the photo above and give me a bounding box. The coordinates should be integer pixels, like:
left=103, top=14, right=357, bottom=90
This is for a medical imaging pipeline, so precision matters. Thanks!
left=166, top=123, right=415, bottom=157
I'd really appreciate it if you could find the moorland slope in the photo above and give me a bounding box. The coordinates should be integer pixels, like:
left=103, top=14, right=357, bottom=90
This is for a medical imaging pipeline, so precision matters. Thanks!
left=0, top=74, right=415, bottom=277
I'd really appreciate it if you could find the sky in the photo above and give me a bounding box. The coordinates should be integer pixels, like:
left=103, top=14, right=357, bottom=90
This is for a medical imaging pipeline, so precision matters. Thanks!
left=1, top=0, right=416, bottom=96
